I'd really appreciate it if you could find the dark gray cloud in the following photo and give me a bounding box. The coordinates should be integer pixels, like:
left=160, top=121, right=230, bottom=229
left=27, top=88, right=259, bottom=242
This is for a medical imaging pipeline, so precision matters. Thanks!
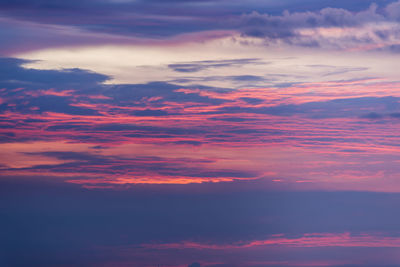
left=360, top=112, right=384, bottom=119
left=214, top=96, right=400, bottom=119
left=235, top=2, right=400, bottom=50
left=239, top=97, right=264, bottom=104
left=169, top=74, right=271, bottom=88
left=168, top=58, right=262, bottom=73
left=173, top=140, right=203, bottom=146
left=132, top=109, right=169, bottom=116
left=0, top=58, right=109, bottom=114
left=0, top=58, right=108, bottom=90
left=93, top=123, right=207, bottom=135
left=105, top=82, right=227, bottom=106
left=16, top=151, right=258, bottom=180
left=1, top=0, right=397, bottom=53
left=208, top=116, right=261, bottom=122
left=239, top=5, right=383, bottom=38
left=0, top=58, right=230, bottom=118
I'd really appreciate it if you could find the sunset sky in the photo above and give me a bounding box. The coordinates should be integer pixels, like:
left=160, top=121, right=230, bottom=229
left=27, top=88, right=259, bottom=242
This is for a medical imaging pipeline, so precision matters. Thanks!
left=2, top=1, right=400, bottom=266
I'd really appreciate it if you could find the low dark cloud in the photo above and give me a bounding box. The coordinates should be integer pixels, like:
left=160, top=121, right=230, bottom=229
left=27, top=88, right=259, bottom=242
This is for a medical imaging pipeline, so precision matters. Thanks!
left=168, top=58, right=262, bottom=73
left=0, top=58, right=108, bottom=90
left=16, top=150, right=258, bottom=181
left=28, top=95, right=100, bottom=115
left=0, top=58, right=230, bottom=118
left=93, top=123, right=207, bottom=135
left=239, top=97, right=264, bottom=104
left=173, top=140, right=203, bottom=146
left=133, top=109, right=169, bottom=116
left=209, top=117, right=260, bottom=122
left=215, top=96, right=400, bottom=119
left=105, top=82, right=227, bottom=106
left=360, top=112, right=384, bottom=119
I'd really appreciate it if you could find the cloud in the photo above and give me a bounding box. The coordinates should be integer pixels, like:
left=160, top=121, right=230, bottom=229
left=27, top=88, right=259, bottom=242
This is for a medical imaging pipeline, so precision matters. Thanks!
left=12, top=150, right=259, bottom=184
left=173, top=140, right=203, bottom=146
left=237, top=2, right=400, bottom=51
left=0, top=58, right=108, bottom=115
left=0, top=58, right=108, bottom=90
left=2, top=0, right=400, bottom=53
left=168, top=58, right=262, bottom=73
left=240, top=5, right=381, bottom=38
left=0, top=58, right=230, bottom=118
left=386, top=1, right=400, bottom=21
left=215, top=96, right=400, bottom=119
left=132, top=109, right=169, bottom=116
left=0, top=0, right=236, bottom=54
left=3, top=56, right=400, bottom=189
left=360, top=112, right=384, bottom=119
left=105, top=82, right=227, bottom=106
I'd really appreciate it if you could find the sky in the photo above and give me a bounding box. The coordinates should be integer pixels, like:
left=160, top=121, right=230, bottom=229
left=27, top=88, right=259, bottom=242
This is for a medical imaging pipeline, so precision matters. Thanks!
left=2, top=0, right=400, bottom=266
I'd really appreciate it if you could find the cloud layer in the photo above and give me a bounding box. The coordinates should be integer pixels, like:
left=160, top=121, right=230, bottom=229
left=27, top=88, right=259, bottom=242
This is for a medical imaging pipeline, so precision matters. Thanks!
left=4, top=1, right=400, bottom=53
left=2, top=58, right=400, bottom=190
